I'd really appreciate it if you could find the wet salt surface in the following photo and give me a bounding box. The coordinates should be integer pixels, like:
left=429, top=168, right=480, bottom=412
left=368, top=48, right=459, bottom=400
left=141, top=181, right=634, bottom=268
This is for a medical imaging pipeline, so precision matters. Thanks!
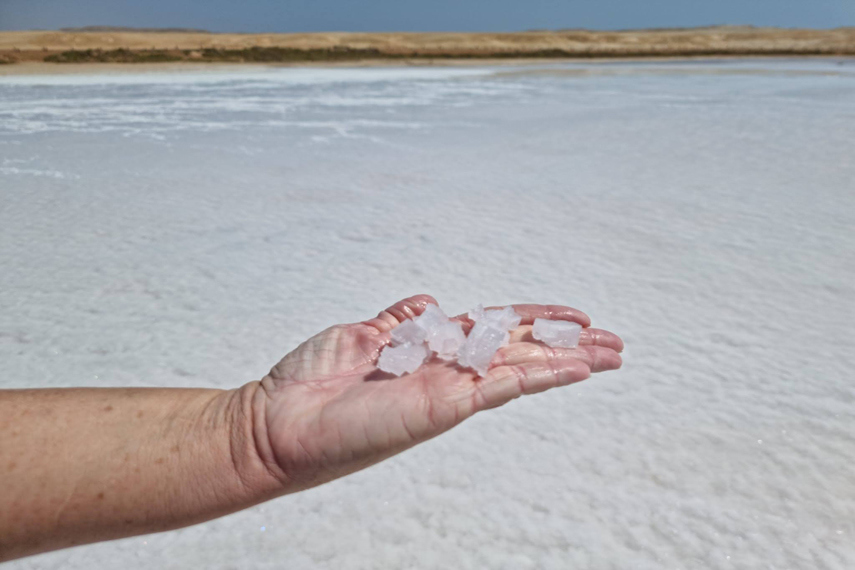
left=2, top=59, right=855, bottom=569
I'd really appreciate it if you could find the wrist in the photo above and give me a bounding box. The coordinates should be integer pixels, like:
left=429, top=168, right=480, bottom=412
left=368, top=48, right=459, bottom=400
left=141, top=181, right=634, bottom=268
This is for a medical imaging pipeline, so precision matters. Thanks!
left=221, top=381, right=290, bottom=501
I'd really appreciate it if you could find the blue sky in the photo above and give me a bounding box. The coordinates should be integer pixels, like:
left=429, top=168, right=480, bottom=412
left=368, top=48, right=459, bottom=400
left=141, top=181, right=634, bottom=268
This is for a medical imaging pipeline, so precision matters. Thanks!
left=1, top=0, right=853, bottom=32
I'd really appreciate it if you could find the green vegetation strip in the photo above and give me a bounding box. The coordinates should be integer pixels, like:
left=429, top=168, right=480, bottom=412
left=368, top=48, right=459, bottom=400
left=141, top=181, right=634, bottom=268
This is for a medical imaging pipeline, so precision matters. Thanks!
left=39, top=45, right=855, bottom=64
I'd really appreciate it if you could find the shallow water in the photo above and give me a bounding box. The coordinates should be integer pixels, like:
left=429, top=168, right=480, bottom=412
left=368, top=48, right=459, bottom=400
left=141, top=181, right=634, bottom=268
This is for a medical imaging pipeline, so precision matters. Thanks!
left=2, top=59, right=854, bottom=569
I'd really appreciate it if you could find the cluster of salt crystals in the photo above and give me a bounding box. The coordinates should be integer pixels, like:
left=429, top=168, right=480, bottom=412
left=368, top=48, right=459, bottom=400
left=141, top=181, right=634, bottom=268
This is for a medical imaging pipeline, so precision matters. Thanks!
left=377, top=304, right=466, bottom=376
left=456, top=305, right=522, bottom=376
left=379, top=305, right=580, bottom=378
left=531, top=318, right=582, bottom=348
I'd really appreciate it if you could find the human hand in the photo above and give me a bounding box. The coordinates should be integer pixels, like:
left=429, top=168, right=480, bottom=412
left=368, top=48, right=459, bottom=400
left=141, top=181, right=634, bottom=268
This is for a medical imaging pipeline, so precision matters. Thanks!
left=0, top=295, right=621, bottom=561
left=257, top=295, right=623, bottom=492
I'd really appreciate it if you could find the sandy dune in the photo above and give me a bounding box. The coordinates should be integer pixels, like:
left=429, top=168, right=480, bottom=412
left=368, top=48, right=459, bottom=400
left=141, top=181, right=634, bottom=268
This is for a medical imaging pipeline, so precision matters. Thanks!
left=1, top=27, right=853, bottom=65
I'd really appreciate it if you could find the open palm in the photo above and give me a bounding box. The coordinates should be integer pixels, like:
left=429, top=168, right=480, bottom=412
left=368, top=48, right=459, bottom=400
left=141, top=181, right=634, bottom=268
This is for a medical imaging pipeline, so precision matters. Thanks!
left=259, top=295, right=623, bottom=491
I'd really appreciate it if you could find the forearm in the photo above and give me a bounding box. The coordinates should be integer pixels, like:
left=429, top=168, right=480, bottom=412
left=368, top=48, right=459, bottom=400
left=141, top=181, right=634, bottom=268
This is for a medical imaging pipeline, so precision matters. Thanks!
left=0, top=383, right=283, bottom=562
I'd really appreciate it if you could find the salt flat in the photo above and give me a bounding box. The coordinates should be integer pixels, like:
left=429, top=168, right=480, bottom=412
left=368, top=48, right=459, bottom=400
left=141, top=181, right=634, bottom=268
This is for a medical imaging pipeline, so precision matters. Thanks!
left=1, top=59, right=854, bottom=569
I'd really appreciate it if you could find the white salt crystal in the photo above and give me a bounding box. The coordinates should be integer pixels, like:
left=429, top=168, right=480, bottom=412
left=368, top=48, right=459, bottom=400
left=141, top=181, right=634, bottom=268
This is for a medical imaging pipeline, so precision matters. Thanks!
left=493, top=306, right=523, bottom=330
left=390, top=318, right=427, bottom=345
left=426, top=320, right=466, bottom=360
left=457, top=324, right=508, bottom=377
left=415, top=303, right=449, bottom=329
left=415, top=304, right=465, bottom=360
left=531, top=318, right=582, bottom=348
left=377, top=342, right=430, bottom=376
left=468, top=304, right=487, bottom=323
left=469, top=304, right=522, bottom=330
left=458, top=306, right=522, bottom=377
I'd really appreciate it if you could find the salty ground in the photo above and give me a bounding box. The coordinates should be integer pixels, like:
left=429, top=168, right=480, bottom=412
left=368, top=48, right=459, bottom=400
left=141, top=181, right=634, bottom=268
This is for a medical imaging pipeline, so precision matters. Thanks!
left=1, top=59, right=854, bottom=569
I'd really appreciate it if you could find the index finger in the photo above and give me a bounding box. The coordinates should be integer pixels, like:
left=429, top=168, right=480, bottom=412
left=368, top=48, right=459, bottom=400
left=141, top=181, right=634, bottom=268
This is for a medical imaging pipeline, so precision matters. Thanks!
left=454, top=303, right=591, bottom=331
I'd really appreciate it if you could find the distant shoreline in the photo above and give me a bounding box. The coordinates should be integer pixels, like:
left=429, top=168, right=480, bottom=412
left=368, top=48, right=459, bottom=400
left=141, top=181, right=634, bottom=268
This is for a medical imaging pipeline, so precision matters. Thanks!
left=1, top=27, right=853, bottom=67
left=3, top=55, right=853, bottom=79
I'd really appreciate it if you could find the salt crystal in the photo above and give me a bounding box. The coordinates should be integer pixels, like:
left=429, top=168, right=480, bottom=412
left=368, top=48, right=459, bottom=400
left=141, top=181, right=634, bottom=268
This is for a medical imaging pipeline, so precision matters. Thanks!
left=468, top=304, right=487, bottom=323
left=415, top=303, right=449, bottom=329
left=390, top=318, right=427, bottom=345
left=427, top=321, right=466, bottom=360
left=415, top=304, right=465, bottom=360
left=493, top=306, right=522, bottom=330
left=531, top=318, right=582, bottom=348
left=458, top=306, right=522, bottom=377
left=469, top=304, right=522, bottom=330
left=377, top=342, right=430, bottom=376
left=457, top=324, right=508, bottom=377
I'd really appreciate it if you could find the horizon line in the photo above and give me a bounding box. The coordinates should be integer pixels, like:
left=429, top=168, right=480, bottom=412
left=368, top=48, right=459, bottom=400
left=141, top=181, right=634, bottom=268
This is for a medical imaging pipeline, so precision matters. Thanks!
left=2, top=24, right=852, bottom=34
